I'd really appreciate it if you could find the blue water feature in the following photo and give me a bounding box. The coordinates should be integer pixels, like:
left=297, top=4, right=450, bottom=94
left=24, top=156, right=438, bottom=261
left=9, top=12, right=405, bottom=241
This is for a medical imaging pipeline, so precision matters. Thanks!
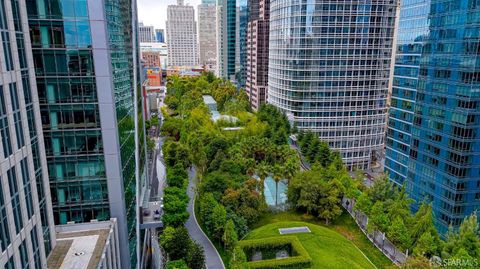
left=263, top=176, right=288, bottom=206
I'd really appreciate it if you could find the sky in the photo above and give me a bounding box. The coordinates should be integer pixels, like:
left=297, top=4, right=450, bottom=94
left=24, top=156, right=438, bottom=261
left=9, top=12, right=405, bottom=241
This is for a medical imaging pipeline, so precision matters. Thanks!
left=137, top=0, right=202, bottom=30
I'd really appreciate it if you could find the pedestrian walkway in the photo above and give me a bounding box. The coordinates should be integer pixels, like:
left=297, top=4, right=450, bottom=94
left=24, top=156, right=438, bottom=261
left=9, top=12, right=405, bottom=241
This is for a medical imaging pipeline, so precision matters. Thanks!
left=185, top=167, right=225, bottom=269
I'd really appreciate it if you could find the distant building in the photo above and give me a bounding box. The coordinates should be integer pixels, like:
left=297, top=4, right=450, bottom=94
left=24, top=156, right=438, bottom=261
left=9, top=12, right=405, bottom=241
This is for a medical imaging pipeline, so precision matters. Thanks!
left=216, top=0, right=237, bottom=80
left=155, top=29, right=165, bottom=43
left=166, top=0, right=199, bottom=67
left=47, top=219, right=120, bottom=269
left=139, top=23, right=156, bottom=43
left=246, top=0, right=270, bottom=111
left=236, top=1, right=248, bottom=87
left=140, top=42, right=168, bottom=69
left=198, top=2, right=217, bottom=70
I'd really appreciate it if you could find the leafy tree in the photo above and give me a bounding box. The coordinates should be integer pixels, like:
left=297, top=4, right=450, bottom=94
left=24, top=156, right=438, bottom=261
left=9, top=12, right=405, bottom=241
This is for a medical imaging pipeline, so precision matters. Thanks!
left=368, top=201, right=390, bottom=233
left=317, top=179, right=344, bottom=224
left=200, top=172, right=233, bottom=201
left=226, top=211, right=249, bottom=239
left=230, top=246, right=249, bottom=269
left=186, top=242, right=206, bottom=269
left=223, top=219, right=238, bottom=251
left=199, top=192, right=218, bottom=235
left=166, top=165, right=188, bottom=188
left=411, top=203, right=440, bottom=246
left=160, top=227, right=192, bottom=260
left=162, top=194, right=189, bottom=227
left=387, top=217, right=412, bottom=251
left=165, top=260, right=189, bottom=269
left=413, top=231, right=438, bottom=258
left=367, top=174, right=398, bottom=203
left=394, top=256, right=433, bottom=269
left=212, top=203, right=227, bottom=241
left=222, top=179, right=267, bottom=225
left=161, top=117, right=183, bottom=140
left=442, top=212, right=480, bottom=260
left=354, top=192, right=373, bottom=215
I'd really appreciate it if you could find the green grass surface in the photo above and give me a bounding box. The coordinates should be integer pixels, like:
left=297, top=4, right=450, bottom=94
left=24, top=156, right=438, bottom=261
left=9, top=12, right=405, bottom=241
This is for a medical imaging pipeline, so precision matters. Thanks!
left=253, top=211, right=392, bottom=269
left=245, top=221, right=377, bottom=269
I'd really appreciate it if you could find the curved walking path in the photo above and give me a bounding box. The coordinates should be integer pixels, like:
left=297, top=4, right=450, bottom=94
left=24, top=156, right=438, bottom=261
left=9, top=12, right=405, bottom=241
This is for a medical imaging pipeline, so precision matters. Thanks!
left=186, top=167, right=225, bottom=269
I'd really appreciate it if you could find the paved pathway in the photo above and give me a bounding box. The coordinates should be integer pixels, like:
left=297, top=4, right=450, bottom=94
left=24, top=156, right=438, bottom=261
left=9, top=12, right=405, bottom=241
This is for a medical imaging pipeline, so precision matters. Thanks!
left=185, top=167, right=225, bottom=269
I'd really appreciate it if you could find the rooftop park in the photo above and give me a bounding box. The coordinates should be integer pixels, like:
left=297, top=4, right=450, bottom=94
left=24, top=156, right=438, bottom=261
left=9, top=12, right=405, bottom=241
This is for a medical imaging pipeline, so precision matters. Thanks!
left=159, top=72, right=480, bottom=269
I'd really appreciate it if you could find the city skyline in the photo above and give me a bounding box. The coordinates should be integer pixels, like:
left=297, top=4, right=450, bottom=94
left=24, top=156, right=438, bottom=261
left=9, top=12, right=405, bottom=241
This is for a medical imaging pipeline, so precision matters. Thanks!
left=138, top=0, right=201, bottom=30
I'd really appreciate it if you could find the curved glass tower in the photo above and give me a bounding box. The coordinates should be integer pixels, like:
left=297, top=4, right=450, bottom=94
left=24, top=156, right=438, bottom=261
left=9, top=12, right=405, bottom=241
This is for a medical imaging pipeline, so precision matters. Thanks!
left=268, top=0, right=398, bottom=170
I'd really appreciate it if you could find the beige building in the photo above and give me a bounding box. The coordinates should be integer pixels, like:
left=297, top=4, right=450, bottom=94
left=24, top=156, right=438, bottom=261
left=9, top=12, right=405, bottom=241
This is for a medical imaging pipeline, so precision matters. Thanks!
left=197, top=3, right=217, bottom=70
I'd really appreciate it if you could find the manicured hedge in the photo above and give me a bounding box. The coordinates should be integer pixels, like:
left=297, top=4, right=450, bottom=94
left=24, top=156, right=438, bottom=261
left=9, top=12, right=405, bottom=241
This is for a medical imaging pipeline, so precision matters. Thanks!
left=238, top=236, right=312, bottom=269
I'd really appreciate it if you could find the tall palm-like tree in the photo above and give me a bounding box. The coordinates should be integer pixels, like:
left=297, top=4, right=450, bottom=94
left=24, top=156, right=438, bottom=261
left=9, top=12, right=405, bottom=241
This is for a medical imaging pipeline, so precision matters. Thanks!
left=272, top=164, right=283, bottom=206
left=256, top=162, right=268, bottom=194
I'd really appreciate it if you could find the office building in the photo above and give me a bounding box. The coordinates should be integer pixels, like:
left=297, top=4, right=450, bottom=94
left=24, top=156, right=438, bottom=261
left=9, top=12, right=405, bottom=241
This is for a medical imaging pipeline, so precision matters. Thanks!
left=216, top=0, right=236, bottom=80
left=139, top=23, right=156, bottom=43
left=166, top=0, right=199, bottom=67
left=246, top=0, right=269, bottom=110
left=268, top=0, right=397, bottom=170
left=0, top=1, right=56, bottom=268
left=155, top=29, right=165, bottom=43
left=385, top=0, right=480, bottom=234
left=26, top=0, right=146, bottom=267
left=198, top=2, right=217, bottom=70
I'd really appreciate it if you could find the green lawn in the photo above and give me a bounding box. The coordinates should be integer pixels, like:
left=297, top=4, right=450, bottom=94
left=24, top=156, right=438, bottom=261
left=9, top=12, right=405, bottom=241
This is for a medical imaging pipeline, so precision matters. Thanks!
left=245, top=221, right=377, bottom=269
left=252, top=211, right=392, bottom=269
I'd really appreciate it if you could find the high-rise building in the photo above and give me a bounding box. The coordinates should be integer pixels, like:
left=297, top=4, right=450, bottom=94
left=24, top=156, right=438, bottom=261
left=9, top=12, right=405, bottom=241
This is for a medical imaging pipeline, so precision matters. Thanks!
left=198, top=2, right=217, bottom=70
left=26, top=0, right=146, bottom=267
left=385, top=0, right=480, bottom=234
left=216, top=0, right=236, bottom=80
left=268, top=0, right=398, bottom=170
left=246, top=0, right=269, bottom=111
left=155, top=29, right=165, bottom=43
left=167, top=0, right=199, bottom=67
left=139, top=23, right=156, bottom=43
left=0, top=0, right=57, bottom=268
left=236, top=0, right=248, bottom=87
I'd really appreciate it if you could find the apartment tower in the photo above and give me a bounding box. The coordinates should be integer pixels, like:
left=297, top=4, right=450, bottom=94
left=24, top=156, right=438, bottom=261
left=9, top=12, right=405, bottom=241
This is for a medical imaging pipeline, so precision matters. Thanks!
left=268, top=0, right=398, bottom=170
left=246, top=0, right=269, bottom=111
left=26, top=0, right=146, bottom=267
left=167, top=0, right=199, bottom=68
left=0, top=0, right=56, bottom=268
left=385, top=0, right=480, bottom=234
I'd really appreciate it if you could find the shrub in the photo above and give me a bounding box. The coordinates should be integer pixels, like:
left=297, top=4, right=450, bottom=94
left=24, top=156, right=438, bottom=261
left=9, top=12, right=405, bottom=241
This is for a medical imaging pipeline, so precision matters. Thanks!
left=238, top=236, right=312, bottom=269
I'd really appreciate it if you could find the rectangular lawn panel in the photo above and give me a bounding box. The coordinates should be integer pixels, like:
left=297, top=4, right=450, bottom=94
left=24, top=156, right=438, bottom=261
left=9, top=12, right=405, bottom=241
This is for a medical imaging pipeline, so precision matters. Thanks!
left=238, top=236, right=312, bottom=269
left=279, top=227, right=311, bottom=235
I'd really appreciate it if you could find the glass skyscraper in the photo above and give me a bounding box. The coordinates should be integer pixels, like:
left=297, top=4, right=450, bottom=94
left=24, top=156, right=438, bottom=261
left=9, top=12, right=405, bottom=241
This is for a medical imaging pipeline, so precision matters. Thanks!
left=268, top=0, right=398, bottom=170
left=217, top=0, right=237, bottom=80
left=26, top=0, right=145, bottom=267
left=0, top=0, right=56, bottom=268
left=386, top=0, right=480, bottom=234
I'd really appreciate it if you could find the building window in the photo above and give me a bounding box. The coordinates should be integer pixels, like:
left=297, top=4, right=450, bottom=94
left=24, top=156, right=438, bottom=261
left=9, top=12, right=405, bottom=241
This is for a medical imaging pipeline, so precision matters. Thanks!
left=0, top=180, right=11, bottom=251
left=1, top=31, right=14, bottom=71
left=21, top=158, right=35, bottom=218
left=5, top=255, right=15, bottom=269
left=31, top=226, right=41, bottom=269
left=10, top=83, right=25, bottom=148
left=0, top=86, right=13, bottom=157
left=19, top=239, right=30, bottom=269
left=7, top=167, right=24, bottom=234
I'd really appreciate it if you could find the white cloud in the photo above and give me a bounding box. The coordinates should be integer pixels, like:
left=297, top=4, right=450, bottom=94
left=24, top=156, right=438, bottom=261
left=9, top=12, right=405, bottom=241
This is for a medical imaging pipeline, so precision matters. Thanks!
left=137, top=0, right=202, bottom=30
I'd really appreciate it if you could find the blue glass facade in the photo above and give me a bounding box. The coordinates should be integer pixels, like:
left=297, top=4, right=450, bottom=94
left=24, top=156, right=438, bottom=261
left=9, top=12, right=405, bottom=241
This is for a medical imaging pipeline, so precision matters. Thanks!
left=26, top=0, right=144, bottom=267
left=386, top=0, right=480, bottom=234
left=237, top=0, right=248, bottom=87
left=155, top=29, right=164, bottom=43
